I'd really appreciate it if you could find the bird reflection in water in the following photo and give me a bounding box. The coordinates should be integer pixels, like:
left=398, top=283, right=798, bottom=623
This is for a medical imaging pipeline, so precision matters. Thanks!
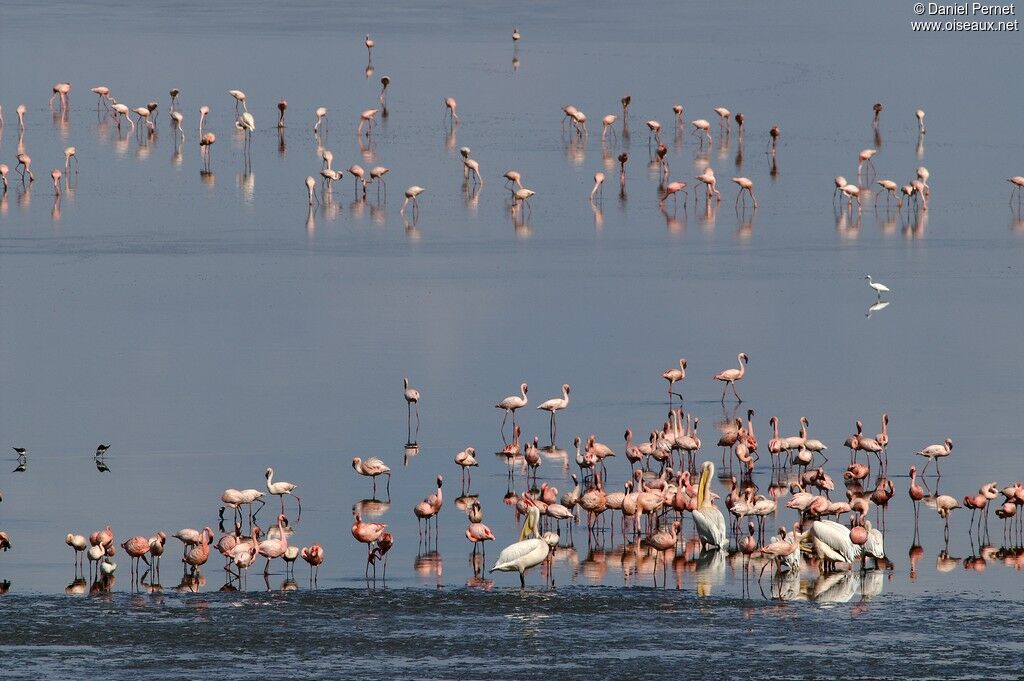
left=865, top=300, right=890, bottom=319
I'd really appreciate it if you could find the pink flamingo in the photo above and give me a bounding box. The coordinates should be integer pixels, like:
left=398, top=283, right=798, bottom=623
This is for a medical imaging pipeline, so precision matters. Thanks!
left=257, top=515, right=289, bottom=575
left=183, top=527, right=213, bottom=574
left=121, top=536, right=150, bottom=576
left=444, top=97, right=458, bottom=124
left=301, top=544, right=325, bottom=582
left=352, top=511, right=387, bottom=575
left=659, top=181, right=688, bottom=208
left=714, top=352, right=748, bottom=402
left=590, top=172, right=605, bottom=201
left=414, top=475, right=444, bottom=536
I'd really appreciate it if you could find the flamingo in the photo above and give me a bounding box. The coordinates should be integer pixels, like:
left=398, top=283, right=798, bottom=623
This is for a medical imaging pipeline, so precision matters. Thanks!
left=833, top=176, right=848, bottom=204
left=590, top=172, right=605, bottom=201
left=659, top=181, right=688, bottom=208
left=199, top=133, right=216, bottom=170
left=1008, top=176, right=1024, bottom=204
left=691, top=119, right=712, bottom=145
left=692, top=461, right=727, bottom=550
left=257, top=515, right=289, bottom=575
left=121, top=536, right=151, bottom=575
left=401, top=186, right=425, bottom=215
left=277, top=100, right=288, bottom=128
left=490, top=505, right=553, bottom=587
left=306, top=176, right=316, bottom=205
left=504, top=170, right=524, bottom=192
left=916, top=438, right=953, bottom=474
left=51, top=169, right=62, bottom=196
left=352, top=511, right=387, bottom=574
left=170, top=111, right=185, bottom=143
left=935, top=495, right=962, bottom=539
left=183, top=527, right=213, bottom=574
left=444, top=97, right=458, bottom=123
left=228, top=89, right=247, bottom=114
left=662, top=358, right=687, bottom=400
left=313, top=106, right=328, bottom=133
left=696, top=168, right=721, bottom=203
left=365, top=34, right=374, bottom=55
left=91, top=86, right=111, bottom=109
left=840, top=182, right=861, bottom=211
left=63, top=147, right=78, bottom=175
left=352, top=457, right=392, bottom=496
left=15, top=153, right=35, bottom=183
left=66, top=533, right=87, bottom=568
left=358, top=109, right=379, bottom=136
left=601, top=115, right=617, bottom=141
left=916, top=109, right=926, bottom=134
left=369, top=166, right=389, bottom=198
left=454, top=447, right=478, bottom=486
left=713, top=106, right=731, bottom=134
left=714, top=352, right=749, bottom=402
left=414, top=475, right=444, bottom=535
left=512, top=27, right=521, bottom=41
left=514, top=188, right=535, bottom=212
left=148, top=532, right=167, bottom=571
left=301, top=544, right=325, bottom=582
left=536, top=384, right=570, bottom=441
left=265, top=467, right=301, bottom=514
left=731, top=177, right=757, bottom=208
left=857, top=149, right=877, bottom=177
left=495, top=382, right=529, bottom=435
left=403, top=376, right=421, bottom=425
left=466, top=513, right=496, bottom=555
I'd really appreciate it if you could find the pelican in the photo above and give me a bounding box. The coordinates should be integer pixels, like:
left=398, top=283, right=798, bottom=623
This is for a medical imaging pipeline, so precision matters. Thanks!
left=490, top=505, right=553, bottom=587
left=692, top=461, right=727, bottom=550
left=864, top=275, right=890, bottom=300
left=808, top=519, right=859, bottom=571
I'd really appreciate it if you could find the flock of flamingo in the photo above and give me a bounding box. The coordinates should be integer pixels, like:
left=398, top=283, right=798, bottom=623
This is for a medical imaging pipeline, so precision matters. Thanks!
left=9, top=347, right=1015, bottom=595
left=0, top=30, right=1020, bottom=597
left=12, top=28, right=1024, bottom=240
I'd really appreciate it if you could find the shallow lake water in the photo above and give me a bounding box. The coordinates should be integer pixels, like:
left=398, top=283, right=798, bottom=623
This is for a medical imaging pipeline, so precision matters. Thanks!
left=1, top=0, right=1023, bottom=677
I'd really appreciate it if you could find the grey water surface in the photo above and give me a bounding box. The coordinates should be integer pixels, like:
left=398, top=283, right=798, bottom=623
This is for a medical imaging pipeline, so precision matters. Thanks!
left=1, top=1, right=1023, bottom=677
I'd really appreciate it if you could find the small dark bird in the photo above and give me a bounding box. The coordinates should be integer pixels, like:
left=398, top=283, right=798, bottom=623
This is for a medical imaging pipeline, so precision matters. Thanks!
left=95, top=444, right=110, bottom=456
left=12, top=447, right=26, bottom=457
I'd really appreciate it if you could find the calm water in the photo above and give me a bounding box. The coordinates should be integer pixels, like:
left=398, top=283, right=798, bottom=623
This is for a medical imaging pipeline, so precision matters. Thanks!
left=1, top=0, right=1023, bottom=676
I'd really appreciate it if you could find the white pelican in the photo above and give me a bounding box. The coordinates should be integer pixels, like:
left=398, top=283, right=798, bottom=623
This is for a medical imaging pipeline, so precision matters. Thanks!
left=864, top=275, right=890, bottom=300
left=808, top=519, right=859, bottom=571
left=860, top=520, right=884, bottom=561
left=536, top=383, right=570, bottom=440
left=490, top=505, right=553, bottom=587
left=692, top=461, right=727, bottom=550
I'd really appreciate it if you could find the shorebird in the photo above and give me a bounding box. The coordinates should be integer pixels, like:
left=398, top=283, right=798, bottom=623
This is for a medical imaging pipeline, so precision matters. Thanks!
left=352, top=457, right=392, bottom=496
left=401, top=186, right=425, bottom=215
left=864, top=275, right=890, bottom=300
left=731, top=177, right=757, bottom=208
